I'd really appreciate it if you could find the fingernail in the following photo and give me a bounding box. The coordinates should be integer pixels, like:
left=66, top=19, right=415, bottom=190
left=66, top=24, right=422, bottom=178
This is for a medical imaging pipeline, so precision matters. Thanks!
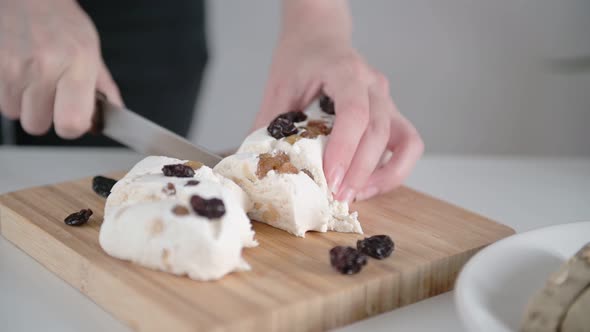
left=338, top=187, right=356, bottom=204
left=328, top=166, right=345, bottom=194
left=355, top=186, right=379, bottom=201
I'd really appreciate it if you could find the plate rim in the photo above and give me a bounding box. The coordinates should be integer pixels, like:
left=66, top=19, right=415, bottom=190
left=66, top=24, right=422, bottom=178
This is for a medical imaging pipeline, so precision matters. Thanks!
left=455, top=220, right=590, bottom=332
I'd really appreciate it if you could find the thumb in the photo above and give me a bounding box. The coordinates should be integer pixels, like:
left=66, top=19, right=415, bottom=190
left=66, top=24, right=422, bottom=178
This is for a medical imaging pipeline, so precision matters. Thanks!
left=253, top=80, right=297, bottom=132
left=96, top=61, right=123, bottom=107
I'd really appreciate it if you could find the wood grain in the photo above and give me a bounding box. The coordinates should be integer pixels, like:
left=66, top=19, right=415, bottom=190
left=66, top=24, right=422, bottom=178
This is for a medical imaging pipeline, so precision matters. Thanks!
left=0, top=176, right=514, bottom=332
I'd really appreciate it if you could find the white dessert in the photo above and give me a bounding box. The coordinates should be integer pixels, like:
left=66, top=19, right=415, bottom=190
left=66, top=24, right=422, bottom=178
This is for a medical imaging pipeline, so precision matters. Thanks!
left=99, top=156, right=257, bottom=281
left=105, top=156, right=250, bottom=217
left=214, top=101, right=362, bottom=237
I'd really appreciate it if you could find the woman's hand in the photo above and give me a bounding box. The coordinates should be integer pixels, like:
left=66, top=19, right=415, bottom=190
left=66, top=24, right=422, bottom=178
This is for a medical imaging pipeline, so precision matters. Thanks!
left=0, top=0, right=122, bottom=138
left=255, top=0, right=424, bottom=203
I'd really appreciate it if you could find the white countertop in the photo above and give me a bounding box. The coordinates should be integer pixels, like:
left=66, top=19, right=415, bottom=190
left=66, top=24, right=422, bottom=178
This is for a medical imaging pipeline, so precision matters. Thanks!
left=1, top=147, right=589, bottom=332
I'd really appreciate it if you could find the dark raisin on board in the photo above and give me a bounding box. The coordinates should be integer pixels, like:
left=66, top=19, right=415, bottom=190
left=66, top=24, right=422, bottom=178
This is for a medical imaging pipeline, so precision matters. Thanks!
left=64, top=209, right=93, bottom=226
left=357, top=235, right=395, bottom=259
left=190, top=195, right=226, bottom=219
left=267, top=115, right=298, bottom=139
left=162, top=164, right=195, bottom=178
left=278, top=110, right=307, bottom=123
left=329, top=246, right=367, bottom=275
left=319, top=95, right=335, bottom=115
left=92, top=176, right=117, bottom=198
left=185, top=180, right=200, bottom=186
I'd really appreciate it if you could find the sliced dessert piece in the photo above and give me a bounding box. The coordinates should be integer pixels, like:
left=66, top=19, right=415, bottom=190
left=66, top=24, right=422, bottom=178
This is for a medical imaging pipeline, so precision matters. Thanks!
left=214, top=100, right=362, bottom=237
left=99, top=156, right=257, bottom=281
left=214, top=151, right=332, bottom=237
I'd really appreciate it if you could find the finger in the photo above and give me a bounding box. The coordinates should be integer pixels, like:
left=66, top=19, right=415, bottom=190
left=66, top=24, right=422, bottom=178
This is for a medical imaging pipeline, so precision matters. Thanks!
left=0, top=62, right=25, bottom=120
left=322, top=80, right=370, bottom=196
left=0, top=82, right=24, bottom=121
left=357, top=114, right=424, bottom=199
left=19, top=80, right=57, bottom=135
left=53, top=59, right=98, bottom=139
left=335, top=81, right=392, bottom=203
left=17, top=44, right=67, bottom=134
left=96, top=61, right=123, bottom=106
left=254, top=79, right=299, bottom=131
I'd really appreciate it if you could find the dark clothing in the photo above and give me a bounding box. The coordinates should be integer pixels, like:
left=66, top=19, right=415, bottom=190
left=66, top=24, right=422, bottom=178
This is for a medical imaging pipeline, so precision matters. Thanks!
left=4, top=0, right=208, bottom=146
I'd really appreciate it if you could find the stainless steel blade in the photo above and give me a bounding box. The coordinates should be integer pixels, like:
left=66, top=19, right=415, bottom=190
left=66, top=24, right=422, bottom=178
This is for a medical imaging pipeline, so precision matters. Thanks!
left=94, top=97, right=222, bottom=167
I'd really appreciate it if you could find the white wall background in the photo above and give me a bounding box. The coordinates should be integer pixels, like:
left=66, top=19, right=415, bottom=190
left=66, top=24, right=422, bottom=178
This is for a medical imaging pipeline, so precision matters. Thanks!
left=190, top=0, right=590, bottom=156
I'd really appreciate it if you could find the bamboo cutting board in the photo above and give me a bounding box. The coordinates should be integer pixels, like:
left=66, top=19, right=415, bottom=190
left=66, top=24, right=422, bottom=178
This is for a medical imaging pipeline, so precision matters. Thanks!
left=0, top=175, right=513, bottom=332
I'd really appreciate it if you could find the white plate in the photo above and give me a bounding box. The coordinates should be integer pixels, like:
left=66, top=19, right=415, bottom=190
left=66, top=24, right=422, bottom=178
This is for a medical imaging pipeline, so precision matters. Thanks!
left=455, top=221, right=590, bottom=332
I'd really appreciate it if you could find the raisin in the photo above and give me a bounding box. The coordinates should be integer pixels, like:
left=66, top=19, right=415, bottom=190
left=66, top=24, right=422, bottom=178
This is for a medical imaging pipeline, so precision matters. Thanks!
left=267, top=116, right=298, bottom=139
left=190, top=195, right=226, bottom=219
left=278, top=110, right=307, bottom=123
left=64, top=209, right=93, bottom=226
left=272, top=152, right=289, bottom=164
left=277, top=162, right=298, bottom=175
left=301, top=120, right=332, bottom=138
left=329, top=246, right=367, bottom=275
left=162, top=164, right=195, bottom=178
left=185, top=180, right=200, bottom=186
left=92, top=176, right=117, bottom=198
left=256, top=152, right=291, bottom=178
left=172, top=205, right=190, bottom=216
left=357, top=235, right=395, bottom=259
left=162, top=183, right=176, bottom=195
left=309, top=120, right=332, bottom=135
left=319, top=95, right=335, bottom=114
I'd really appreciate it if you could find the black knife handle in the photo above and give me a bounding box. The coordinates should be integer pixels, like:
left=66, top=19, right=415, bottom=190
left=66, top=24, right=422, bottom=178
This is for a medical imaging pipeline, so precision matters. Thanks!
left=90, top=91, right=108, bottom=136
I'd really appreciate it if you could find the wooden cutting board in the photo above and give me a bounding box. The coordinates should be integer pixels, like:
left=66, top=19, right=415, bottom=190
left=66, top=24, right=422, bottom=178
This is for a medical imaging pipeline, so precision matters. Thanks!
left=0, top=175, right=514, bottom=332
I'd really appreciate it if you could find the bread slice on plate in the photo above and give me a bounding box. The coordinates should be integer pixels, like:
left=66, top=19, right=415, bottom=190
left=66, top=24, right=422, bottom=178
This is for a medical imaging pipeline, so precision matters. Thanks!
left=520, top=242, right=590, bottom=332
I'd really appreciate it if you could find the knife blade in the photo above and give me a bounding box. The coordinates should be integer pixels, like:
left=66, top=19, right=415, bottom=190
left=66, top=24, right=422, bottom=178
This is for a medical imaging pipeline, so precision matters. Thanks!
left=92, top=93, right=222, bottom=167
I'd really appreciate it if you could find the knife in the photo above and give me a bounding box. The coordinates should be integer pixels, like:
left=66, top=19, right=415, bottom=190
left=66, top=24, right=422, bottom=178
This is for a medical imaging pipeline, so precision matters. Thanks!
left=92, top=92, right=222, bottom=167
